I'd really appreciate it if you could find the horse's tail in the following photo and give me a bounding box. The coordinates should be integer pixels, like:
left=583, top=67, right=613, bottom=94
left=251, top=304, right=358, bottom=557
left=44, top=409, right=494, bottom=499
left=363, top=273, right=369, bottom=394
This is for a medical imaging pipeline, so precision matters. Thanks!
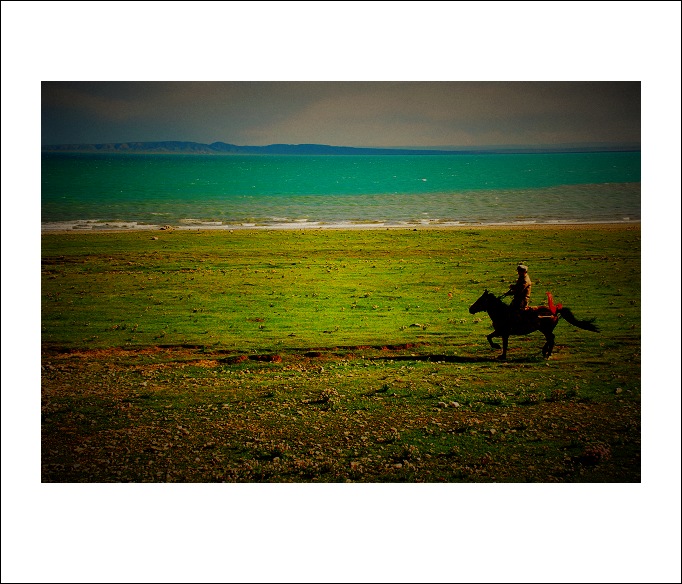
left=557, top=306, right=600, bottom=332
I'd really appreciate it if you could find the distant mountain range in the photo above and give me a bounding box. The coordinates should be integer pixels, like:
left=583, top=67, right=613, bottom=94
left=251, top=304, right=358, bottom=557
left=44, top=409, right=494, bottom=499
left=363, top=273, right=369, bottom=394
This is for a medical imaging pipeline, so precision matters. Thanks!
left=41, top=141, right=640, bottom=155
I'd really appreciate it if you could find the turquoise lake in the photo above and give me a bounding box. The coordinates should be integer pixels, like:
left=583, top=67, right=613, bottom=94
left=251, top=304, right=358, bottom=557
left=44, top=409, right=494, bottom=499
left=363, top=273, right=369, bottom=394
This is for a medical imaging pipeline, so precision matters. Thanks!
left=41, top=151, right=641, bottom=229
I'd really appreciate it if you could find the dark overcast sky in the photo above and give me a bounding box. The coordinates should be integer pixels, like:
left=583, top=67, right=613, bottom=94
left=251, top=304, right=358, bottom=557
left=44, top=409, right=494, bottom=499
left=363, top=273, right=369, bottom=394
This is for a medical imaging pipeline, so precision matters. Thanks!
left=42, top=81, right=640, bottom=148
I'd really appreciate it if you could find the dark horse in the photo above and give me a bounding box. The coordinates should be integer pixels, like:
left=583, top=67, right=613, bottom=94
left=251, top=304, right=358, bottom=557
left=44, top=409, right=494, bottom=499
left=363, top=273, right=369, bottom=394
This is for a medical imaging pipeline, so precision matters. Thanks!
left=469, top=290, right=599, bottom=360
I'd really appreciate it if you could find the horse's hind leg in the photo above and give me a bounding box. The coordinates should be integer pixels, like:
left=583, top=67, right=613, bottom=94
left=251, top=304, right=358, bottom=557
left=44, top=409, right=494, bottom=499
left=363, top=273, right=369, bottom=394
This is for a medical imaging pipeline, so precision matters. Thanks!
left=542, top=331, right=555, bottom=358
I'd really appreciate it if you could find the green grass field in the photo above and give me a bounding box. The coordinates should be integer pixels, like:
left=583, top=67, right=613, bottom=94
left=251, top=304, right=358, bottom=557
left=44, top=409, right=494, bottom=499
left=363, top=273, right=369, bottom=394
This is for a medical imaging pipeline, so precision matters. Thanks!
left=41, top=225, right=641, bottom=482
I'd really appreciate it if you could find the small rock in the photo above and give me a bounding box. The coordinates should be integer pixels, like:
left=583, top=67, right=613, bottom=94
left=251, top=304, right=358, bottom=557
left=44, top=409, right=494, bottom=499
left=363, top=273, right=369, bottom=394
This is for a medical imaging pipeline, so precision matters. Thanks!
left=615, top=387, right=623, bottom=394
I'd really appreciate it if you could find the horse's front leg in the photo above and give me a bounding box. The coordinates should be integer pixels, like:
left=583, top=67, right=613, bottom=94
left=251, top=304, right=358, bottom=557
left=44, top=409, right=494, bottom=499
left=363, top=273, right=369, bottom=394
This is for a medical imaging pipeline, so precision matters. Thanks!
left=486, top=331, right=501, bottom=350
left=498, top=336, right=509, bottom=360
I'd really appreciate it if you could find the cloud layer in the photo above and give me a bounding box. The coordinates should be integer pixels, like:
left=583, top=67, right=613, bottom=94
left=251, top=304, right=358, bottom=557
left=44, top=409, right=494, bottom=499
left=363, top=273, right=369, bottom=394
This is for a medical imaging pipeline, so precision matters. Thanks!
left=42, top=81, right=640, bottom=148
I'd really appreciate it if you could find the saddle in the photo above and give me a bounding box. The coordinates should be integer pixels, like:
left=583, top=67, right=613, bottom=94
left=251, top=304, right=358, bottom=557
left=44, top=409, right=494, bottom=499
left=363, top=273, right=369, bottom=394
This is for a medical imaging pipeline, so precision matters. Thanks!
left=532, top=306, right=557, bottom=319
left=510, top=305, right=556, bottom=326
left=520, top=292, right=562, bottom=320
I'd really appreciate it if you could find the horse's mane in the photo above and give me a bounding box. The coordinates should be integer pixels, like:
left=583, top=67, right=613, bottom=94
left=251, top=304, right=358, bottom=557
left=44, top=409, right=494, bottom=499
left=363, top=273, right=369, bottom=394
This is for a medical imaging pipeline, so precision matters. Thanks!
left=487, top=290, right=510, bottom=309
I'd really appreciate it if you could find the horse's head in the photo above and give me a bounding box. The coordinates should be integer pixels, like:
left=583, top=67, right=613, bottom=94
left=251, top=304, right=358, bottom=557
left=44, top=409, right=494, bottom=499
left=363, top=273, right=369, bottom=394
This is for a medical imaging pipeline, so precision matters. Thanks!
left=469, top=289, right=491, bottom=314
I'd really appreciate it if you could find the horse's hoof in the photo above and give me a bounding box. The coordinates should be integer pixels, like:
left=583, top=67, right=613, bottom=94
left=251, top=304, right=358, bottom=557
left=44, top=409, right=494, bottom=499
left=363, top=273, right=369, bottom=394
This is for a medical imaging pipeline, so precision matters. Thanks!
left=497, top=355, right=507, bottom=361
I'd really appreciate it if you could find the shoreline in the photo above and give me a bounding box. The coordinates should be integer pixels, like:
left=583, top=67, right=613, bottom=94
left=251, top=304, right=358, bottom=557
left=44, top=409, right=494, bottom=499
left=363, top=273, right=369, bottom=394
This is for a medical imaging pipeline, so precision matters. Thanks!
left=41, top=219, right=641, bottom=234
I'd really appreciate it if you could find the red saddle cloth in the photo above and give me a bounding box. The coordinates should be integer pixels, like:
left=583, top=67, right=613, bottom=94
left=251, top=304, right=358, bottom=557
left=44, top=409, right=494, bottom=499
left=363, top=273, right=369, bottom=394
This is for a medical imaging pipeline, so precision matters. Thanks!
left=546, top=292, right=562, bottom=315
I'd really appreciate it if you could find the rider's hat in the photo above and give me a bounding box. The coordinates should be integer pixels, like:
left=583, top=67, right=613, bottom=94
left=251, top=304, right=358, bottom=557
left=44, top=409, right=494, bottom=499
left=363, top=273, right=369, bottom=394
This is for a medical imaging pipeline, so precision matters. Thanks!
left=517, top=263, right=528, bottom=272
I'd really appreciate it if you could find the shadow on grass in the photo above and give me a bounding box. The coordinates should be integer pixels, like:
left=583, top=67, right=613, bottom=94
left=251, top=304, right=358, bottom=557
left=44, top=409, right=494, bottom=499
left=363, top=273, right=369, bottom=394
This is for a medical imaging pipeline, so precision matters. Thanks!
left=371, top=354, right=546, bottom=364
left=43, top=342, right=546, bottom=365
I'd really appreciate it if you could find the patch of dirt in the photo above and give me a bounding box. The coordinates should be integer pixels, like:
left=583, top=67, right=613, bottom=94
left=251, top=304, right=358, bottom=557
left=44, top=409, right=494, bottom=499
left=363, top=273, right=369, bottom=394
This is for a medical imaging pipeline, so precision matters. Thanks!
left=41, top=343, right=640, bottom=483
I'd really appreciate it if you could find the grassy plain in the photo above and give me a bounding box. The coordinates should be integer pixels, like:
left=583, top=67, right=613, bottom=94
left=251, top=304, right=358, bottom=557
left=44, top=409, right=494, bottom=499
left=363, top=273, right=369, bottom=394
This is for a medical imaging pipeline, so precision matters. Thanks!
left=41, top=225, right=641, bottom=482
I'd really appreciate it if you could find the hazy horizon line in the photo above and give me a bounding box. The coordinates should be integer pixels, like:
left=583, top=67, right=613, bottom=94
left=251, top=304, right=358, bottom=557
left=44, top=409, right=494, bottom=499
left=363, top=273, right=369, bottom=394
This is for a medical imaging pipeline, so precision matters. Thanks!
left=42, top=139, right=642, bottom=151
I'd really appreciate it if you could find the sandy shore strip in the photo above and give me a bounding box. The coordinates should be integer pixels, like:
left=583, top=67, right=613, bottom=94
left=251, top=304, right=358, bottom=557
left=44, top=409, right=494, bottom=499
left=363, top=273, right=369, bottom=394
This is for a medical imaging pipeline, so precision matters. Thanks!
left=41, top=220, right=641, bottom=234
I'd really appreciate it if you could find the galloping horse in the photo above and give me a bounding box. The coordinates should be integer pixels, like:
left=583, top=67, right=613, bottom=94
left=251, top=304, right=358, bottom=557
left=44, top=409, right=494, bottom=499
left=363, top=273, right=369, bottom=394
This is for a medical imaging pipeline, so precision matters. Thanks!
left=469, top=290, right=599, bottom=360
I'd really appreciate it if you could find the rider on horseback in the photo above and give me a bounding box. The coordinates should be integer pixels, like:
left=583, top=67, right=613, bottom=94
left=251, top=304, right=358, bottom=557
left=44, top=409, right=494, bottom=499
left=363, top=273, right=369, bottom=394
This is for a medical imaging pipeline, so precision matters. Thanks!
left=505, top=263, right=532, bottom=325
